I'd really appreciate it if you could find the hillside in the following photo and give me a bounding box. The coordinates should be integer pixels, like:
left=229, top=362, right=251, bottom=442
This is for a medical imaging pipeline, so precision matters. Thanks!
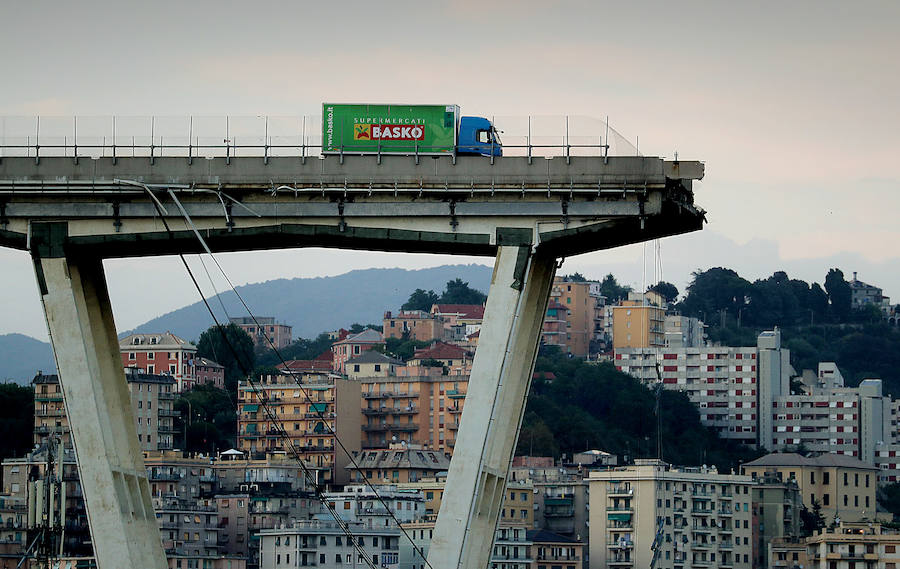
left=0, top=333, right=55, bottom=385
left=122, top=264, right=493, bottom=342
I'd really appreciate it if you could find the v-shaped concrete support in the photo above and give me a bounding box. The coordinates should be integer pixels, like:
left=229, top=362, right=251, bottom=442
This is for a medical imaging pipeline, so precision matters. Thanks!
left=31, top=223, right=167, bottom=569
left=428, top=245, right=556, bottom=569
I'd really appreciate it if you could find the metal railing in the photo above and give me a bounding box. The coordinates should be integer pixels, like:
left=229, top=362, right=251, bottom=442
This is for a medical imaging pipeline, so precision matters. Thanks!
left=0, top=114, right=642, bottom=162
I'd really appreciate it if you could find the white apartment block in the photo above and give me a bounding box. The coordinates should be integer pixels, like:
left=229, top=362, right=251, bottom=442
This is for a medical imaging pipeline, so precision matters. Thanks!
left=588, top=460, right=753, bottom=569
left=615, top=330, right=790, bottom=448
left=259, top=520, right=401, bottom=569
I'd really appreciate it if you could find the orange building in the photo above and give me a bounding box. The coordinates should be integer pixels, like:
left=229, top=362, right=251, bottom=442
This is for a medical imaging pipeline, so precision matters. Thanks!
left=359, top=374, right=469, bottom=453
left=544, top=277, right=607, bottom=357
left=383, top=310, right=443, bottom=342
left=612, top=299, right=666, bottom=349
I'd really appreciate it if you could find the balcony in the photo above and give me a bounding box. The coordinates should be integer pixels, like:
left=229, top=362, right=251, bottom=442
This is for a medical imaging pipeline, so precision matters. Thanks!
left=363, top=408, right=388, bottom=415
left=448, top=406, right=463, bottom=414
left=363, top=392, right=390, bottom=399
left=159, top=409, right=181, bottom=418
left=159, top=392, right=175, bottom=400
left=446, top=390, right=466, bottom=399
left=363, top=424, right=388, bottom=431
left=608, top=486, right=633, bottom=497
left=392, top=407, right=419, bottom=415
left=608, top=540, right=634, bottom=549
left=391, top=424, right=419, bottom=432
left=34, top=409, right=66, bottom=417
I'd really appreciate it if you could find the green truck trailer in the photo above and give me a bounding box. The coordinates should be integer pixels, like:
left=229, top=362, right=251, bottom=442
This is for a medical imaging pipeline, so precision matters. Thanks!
left=322, top=103, right=501, bottom=156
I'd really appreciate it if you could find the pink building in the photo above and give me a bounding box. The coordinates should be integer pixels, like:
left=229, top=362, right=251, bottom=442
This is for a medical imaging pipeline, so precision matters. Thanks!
left=120, top=332, right=198, bottom=392
left=331, top=329, right=385, bottom=375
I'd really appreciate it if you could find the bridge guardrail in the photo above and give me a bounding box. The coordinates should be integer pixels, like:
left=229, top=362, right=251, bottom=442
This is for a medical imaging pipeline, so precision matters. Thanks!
left=0, top=114, right=642, bottom=161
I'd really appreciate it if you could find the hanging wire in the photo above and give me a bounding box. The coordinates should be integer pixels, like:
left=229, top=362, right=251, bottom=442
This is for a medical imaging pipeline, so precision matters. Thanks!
left=155, top=184, right=435, bottom=568
left=128, top=181, right=380, bottom=569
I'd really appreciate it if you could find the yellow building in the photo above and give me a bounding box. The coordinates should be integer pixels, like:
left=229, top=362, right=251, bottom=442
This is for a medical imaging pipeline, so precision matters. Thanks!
left=236, top=372, right=360, bottom=485
left=589, top=459, right=753, bottom=569
left=612, top=300, right=665, bottom=349
left=398, top=477, right=534, bottom=527
left=805, top=522, right=900, bottom=568
left=742, top=453, right=879, bottom=524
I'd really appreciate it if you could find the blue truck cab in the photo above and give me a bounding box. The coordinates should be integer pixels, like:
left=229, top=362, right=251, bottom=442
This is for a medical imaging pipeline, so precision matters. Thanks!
left=457, top=116, right=502, bottom=157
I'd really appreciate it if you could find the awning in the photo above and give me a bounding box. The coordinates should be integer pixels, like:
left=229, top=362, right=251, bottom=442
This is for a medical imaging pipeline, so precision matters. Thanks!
left=243, top=404, right=259, bottom=412
left=310, top=403, right=328, bottom=413
left=608, top=513, right=632, bottom=521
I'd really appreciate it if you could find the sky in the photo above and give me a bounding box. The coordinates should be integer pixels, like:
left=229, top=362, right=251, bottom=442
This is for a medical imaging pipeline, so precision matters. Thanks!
left=1, top=0, right=898, bottom=341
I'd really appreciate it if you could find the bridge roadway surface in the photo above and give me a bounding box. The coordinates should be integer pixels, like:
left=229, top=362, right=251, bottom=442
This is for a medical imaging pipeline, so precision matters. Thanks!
left=0, top=154, right=704, bottom=569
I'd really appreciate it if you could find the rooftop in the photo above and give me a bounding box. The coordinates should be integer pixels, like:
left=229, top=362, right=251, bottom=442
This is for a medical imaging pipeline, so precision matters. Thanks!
left=431, top=304, right=485, bottom=320
left=744, top=452, right=878, bottom=471
left=333, top=328, right=385, bottom=346
left=411, top=341, right=469, bottom=361
left=120, top=332, right=196, bottom=351
left=346, top=351, right=404, bottom=366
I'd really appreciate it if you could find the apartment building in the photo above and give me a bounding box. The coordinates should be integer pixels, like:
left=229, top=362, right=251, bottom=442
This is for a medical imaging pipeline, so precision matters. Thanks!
left=33, top=369, right=178, bottom=452
left=345, top=448, right=451, bottom=485
left=751, top=471, right=803, bottom=569
left=396, top=520, right=534, bottom=569
left=345, top=351, right=405, bottom=379
left=612, top=299, right=665, bottom=350
left=805, top=521, right=900, bottom=568
left=119, top=332, right=199, bottom=392
left=332, top=329, right=385, bottom=375
left=542, top=277, right=607, bottom=357
left=406, top=342, right=473, bottom=377
left=430, top=304, right=485, bottom=345
left=195, top=357, right=226, bottom=390
left=615, top=330, right=790, bottom=448
left=383, top=310, right=443, bottom=342
left=664, top=315, right=706, bottom=348
left=396, top=477, right=534, bottom=529
left=742, top=453, right=878, bottom=524
left=237, top=372, right=361, bottom=485
left=359, top=374, right=469, bottom=453
left=320, top=485, right=425, bottom=526
left=588, top=459, right=753, bottom=569
left=258, top=520, right=401, bottom=569
left=528, top=529, right=584, bottom=569
left=230, top=316, right=293, bottom=350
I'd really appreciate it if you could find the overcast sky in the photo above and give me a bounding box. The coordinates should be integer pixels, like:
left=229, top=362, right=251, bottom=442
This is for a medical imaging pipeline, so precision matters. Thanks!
left=2, top=1, right=898, bottom=340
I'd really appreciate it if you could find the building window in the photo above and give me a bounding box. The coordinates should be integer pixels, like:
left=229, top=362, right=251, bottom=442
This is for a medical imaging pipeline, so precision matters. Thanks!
left=129, top=352, right=136, bottom=360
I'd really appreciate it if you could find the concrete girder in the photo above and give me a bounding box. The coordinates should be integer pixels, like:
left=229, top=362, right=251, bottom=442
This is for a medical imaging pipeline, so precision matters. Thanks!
left=32, top=241, right=167, bottom=569
left=428, top=245, right=556, bottom=569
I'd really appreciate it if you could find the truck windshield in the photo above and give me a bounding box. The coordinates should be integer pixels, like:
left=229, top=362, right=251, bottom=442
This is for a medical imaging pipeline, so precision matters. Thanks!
left=491, top=128, right=502, bottom=145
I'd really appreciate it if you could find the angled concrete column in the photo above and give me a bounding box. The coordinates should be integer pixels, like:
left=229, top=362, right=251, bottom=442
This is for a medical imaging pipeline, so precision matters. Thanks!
left=30, top=222, right=166, bottom=569
left=429, top=245, right=555, bottom=569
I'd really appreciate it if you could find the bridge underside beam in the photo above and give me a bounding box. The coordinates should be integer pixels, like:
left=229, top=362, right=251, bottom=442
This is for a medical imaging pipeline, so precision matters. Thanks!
left=429, top=245, right=556, bottom=569
left=31, top=223, right=166, bottom=569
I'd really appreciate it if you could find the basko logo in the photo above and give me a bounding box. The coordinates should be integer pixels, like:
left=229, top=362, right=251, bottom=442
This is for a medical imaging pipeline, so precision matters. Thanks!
left=354, top=124, right=425, bottom=141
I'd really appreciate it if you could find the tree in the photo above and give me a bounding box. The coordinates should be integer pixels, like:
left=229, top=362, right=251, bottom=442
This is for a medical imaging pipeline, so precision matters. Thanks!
left=679, top=268, right=752, bottom=324
left=800, top=498, right=826, bottom=536
left=196, top=324, right=255, bottom=395
left=599, top=274, right=631, bottom=303
left=561, top=272, right=587, bottom=282
left=0, top=383, right=34, bottom=461
left=649, top=281, right=679, bottom=304
left=877, top=482, right=900, bottom=519
left=256, top=333, right=334, bottom=367
left=825, top=268, right=851, bottom=322
left=175, top=384, right=237, bottom=452
left=439, top=279, right=487, bottom=305
left=401, top=288, right=439, bottom=311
